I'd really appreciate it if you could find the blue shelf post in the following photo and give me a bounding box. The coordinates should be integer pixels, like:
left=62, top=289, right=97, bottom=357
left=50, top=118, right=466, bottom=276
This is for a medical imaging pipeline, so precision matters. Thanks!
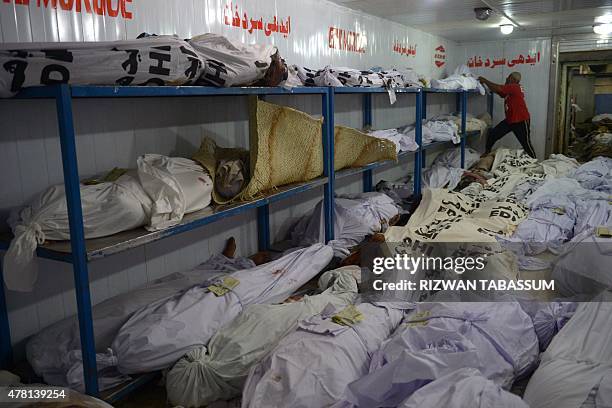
left=362, top=93, right=373, bottom=192
left=414, top=91, right=423, bottom=197
left=0, top=263, right=12, bottom=370
left=323, top=89, right=335, bottom=242
left=421, top=91, right=428, bottom=168
left=460, top=91, right=468, bottom=168
left=257, top=206, right=270, bottom=251
left=55, top=84, right=99, bottom=396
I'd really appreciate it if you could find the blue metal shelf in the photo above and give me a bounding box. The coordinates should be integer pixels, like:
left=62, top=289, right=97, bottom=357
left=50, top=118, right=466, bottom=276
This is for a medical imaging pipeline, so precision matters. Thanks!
left=0, top=177, right=328, bottom=262
left=14, top=84, right=330, bottom=99
left=0, top=83, right=334, bottom=400
left=333, top=86, right=421, bottom=94
left=335, top=150, right=417, bottom=180
left=423, top=88, right=481, bottom=93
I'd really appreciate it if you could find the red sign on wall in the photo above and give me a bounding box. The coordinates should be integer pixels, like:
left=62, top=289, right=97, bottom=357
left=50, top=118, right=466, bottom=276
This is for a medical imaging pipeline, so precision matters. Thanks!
left=328, top=26, right=367, bottom=53
left=393, top=41, right=417, bottom=57
left=2, top=0, right=134, bottom=20
left=223, top=2, right=291, bottom=38
left=434, top=45, right=446, bottom=68
left=468, top=52, right=541, bottom=69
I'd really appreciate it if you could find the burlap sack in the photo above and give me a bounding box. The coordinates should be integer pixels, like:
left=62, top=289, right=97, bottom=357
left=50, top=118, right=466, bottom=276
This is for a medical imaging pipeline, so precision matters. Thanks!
left=334, top=126, right=397, bottom=171
left=245, top=98, right=325, bottom=200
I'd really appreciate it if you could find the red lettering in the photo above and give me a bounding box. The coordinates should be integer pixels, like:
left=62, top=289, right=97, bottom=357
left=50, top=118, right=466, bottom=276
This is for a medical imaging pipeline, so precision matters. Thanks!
left=76, top=0, right=92, bottom=13
left=120, top=0, right=132, bottom=19
left=38, top=0, right=57, bottom=8
left=59, top=0, right=73, bottom=10
left=328, top=26, right=366, bottom=53
left=106, top=0, right=119, bottom=17
left=92, top=0, right=104, bottom=15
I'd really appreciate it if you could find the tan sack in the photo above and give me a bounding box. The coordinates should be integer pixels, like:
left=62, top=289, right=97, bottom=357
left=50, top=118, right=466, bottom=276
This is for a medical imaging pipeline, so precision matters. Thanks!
left=334, top=125, right=397, bottom=171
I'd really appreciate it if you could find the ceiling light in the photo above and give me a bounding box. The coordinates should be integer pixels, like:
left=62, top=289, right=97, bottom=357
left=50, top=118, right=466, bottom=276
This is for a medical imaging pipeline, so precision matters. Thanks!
left=593, top=23, right=612, bottom=35
left=500, top=24, right=514, bottom=35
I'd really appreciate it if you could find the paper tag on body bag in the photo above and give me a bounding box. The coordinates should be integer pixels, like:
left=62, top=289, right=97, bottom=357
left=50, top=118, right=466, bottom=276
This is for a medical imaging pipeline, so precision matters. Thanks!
left=208, top=276, right=240, bottom=296
left=596, top=226, right=612, bottom=238
left=332, top=305, right=364, bottom=326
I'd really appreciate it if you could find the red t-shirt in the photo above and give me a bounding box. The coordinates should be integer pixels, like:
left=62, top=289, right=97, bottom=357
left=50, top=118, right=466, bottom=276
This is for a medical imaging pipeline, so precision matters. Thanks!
left=500, top=83, right=530, bottom=124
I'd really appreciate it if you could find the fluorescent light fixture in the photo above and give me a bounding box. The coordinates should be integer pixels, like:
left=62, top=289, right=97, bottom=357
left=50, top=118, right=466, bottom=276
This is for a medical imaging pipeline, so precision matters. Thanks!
left=593, top=23, right=612, bottom=35
left=500, top=24, right=514, bottom=35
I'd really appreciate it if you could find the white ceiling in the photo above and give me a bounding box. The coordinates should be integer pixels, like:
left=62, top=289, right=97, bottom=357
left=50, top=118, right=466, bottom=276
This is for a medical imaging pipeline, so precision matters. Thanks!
left=329, top=0, right=612, bottom=43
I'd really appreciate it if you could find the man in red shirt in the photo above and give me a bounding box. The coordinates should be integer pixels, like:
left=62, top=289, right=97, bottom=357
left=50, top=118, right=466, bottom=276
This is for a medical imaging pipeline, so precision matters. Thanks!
left=478, top=72, right=536, bottom=158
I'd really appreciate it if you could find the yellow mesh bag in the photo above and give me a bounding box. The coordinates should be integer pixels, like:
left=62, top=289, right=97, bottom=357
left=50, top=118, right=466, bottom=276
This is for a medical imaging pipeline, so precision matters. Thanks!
left=334, top=125, right=397, bottom=171
left=243, top=97, right=325, bottom=200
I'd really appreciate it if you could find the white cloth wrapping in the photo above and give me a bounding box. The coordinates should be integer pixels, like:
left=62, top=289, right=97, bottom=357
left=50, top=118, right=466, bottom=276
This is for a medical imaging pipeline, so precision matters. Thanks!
left=524, top=291, right=612, bottom=408
left=421, top=147, right=481, bottom=190
left=540, top=154, right=580, bottom=178
left=398, top=368, right=529, bottom=408
left=367, top=129, right=419, bottom=153
left=165, top=266, right=360, bottom=407
left=336, top=302, right=538, bottom=407
left=0, top=36, right=204, bottom=97
left=289, top=193, right=399, bottom=257
left=112, top=244, right=333, bottom=374
left=569, top=157, right=612, bottom=193
left=430, top=65, right=486, bottom=95
left=0, top=34, right=282, bottom=96
left=4, top=154, right=214, bottom=292
left=3, top=170, right=152, bottom=292
left=519, top=301, right=578, bottom=351
left=292, top=65, right=428, bottom=89
left=592, top=113, right=612, bottom=124
left=311, top=67, right=386, bottom=88
left=136, top=155, right=213, bottom=230
left=242, top=301, right=411, bottom=408
left=552, top=230, right=612, bottom=297
left=26, top=254, right=253, bottom=391
left=188, top=33, right=278, bottom=87
left=490, top=148, right=539, bottom=178
left=432, top=146, right=481, bottom=169
left=422, top=166, right=464, bottom=190
left=434, top=113, right=490, bottom=137
left=424, top=120, right=461, bottom=144
left=399, top=119, right=460, bottom=146
left=511, top=194, right=578, bottom=255
left=507, top=158, right=611, bottom=256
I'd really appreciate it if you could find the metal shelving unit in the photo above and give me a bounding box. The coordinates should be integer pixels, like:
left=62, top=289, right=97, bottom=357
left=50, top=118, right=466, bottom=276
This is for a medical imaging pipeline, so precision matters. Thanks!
left=331, top=87, right=483, bottom=197
left=0, top=83, right=487, bottom=402
left=0, top=84, right=334, bottom=399
left=332, top=87, right=422, bottom=193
